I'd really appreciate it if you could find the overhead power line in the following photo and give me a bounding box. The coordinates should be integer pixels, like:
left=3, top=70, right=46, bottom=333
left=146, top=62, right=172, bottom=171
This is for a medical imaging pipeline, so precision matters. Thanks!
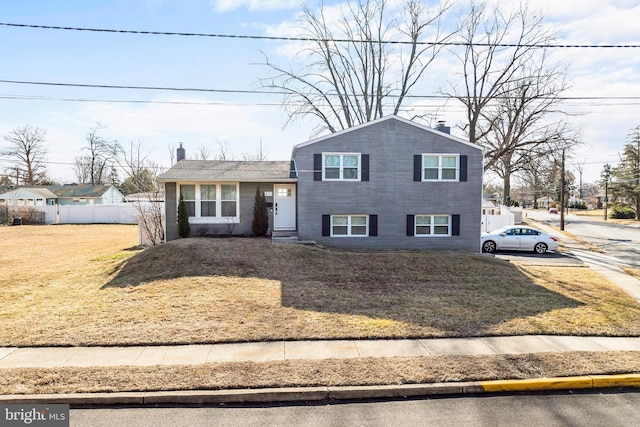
left=2, top=22, right=640, bottom=48
left=2, top=79, right=640, bottom=102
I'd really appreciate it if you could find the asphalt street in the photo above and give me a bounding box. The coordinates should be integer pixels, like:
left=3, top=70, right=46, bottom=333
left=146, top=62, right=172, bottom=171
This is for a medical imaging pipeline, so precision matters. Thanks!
left=523, top=210, right=640, bottom=268
left=69, top=390, right=640, bottom=427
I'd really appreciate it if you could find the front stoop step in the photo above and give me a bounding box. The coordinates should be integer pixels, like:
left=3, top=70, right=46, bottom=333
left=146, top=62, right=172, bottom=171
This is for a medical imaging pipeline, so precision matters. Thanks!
left=271, top=231, right=316, bottom=245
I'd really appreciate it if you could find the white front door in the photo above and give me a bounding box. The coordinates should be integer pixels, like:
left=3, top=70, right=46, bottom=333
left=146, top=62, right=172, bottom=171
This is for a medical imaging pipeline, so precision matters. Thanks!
left=274, top=184, right=296, bottom=230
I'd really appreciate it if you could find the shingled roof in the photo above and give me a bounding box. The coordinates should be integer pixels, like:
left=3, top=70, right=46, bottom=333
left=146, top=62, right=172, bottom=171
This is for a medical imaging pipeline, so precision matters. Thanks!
left=157, top=160, right=296, bottom=182
left=47, top=184, right=115, bottom=198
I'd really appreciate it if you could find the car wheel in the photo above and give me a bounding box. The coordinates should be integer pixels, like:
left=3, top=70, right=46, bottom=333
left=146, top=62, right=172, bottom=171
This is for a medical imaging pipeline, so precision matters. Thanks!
left=482, top=240, right=497, bottom=253
left=534, top=242, right=548, bottom=254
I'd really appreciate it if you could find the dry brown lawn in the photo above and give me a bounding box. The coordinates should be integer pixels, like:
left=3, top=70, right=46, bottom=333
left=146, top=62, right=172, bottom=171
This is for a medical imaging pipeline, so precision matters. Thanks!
left=0, top=224, right=639, bottom=347
left=2, top=351, right=640, bottom=395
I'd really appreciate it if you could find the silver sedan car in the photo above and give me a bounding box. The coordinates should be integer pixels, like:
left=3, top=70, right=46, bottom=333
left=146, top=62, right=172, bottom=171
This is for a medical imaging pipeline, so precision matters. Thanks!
left=481, top=226, right=559, bottom=254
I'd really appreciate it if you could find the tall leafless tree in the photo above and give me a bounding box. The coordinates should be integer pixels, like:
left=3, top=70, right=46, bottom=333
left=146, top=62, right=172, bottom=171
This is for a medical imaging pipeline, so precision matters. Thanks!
left=1, top=125, right=48, bottom=185
left=449, top=1, right=579, bottom=204
left=74, top=124, right=119, bottom=185
left=261, top=0, right=453, bottom=135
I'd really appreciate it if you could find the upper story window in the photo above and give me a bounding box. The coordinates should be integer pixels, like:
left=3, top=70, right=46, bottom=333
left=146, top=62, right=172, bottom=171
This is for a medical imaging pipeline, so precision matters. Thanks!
left=178, top=183, right=239, bottom=222
left=422, top=154, right=459, bottom=181
left=323, top=153, right=361, bottom=181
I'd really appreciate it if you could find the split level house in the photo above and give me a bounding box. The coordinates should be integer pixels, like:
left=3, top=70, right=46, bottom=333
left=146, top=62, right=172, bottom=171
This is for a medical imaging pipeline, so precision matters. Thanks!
left=158, top=115, right=484, bottom=251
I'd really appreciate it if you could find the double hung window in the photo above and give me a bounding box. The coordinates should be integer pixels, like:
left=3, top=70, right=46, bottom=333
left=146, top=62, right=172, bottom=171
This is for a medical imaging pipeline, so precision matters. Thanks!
left=323, top=153, right=361, bottom=181
left=331, top=215, right=368, bottom=236
left=415, top=215, right=451, bottom=236
left=422, top=154, right=459, bottom=181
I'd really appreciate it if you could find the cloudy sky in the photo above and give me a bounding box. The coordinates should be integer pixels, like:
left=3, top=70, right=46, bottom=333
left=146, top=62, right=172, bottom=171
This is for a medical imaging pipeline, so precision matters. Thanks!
left=1, top=0, right=639, bottom=185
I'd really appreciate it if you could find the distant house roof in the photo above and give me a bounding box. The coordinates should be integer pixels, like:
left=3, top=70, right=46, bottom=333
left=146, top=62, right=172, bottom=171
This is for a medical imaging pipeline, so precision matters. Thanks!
left=157, top=160, right=296, bottom=182
left=47, top=184, right=116, bottom=198
left=0, top=186, right=57, bottom=199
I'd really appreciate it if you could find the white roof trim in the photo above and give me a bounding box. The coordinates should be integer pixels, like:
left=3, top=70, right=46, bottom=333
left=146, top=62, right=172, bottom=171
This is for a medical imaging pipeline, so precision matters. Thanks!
left=293, top=115, right=482, bottom=151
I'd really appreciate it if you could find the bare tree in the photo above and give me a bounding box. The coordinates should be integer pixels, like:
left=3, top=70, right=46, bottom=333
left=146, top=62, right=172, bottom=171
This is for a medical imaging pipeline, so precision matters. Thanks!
left=74, top=124, right=119, bottom=185
left=481, top=62, right=579, bottom=204
left=117, top=140, right=164, bottom=245
left=448, top=2, right=556, bottom=144
left=449, top=2, right=579, bottom=205
left=241, top=140, right=269, bottom=161
left=214, top=141, right=233, bottom=161
left=196, top=145, right=211, bottom=160
left=260, top=0, right=453, bottom=135
left=1, top=125, right=48, bottom=185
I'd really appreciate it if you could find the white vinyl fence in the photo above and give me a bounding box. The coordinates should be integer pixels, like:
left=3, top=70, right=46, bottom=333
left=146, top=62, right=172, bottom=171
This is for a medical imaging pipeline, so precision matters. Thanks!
left=481, top=212, right=515, bottom=232
left=34, top=204, right=139, bottom=225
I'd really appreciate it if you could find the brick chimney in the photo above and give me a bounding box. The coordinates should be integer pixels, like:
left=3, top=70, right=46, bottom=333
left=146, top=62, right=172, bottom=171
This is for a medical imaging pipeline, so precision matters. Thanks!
left=177, top=143, right=185, bottom=162
left=436, top=121, right=450, bottom=134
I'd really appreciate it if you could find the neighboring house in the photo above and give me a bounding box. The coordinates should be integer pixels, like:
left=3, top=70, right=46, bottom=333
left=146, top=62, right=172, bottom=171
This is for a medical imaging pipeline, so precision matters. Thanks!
left=47, top=184, right=125, bottom=205
left=0, top=184, right=125, bottom=206
left=0, top=187, right=57, bottom=206
left=124, top=191, right=165, bottom=203
left=159, top=115, right=484, bottom=251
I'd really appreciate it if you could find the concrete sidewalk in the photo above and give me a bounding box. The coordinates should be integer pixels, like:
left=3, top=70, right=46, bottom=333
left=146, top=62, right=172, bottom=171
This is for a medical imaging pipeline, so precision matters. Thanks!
left=528, top=219, right=640, bottom=303
left=2, top=335, right=640, bottom=369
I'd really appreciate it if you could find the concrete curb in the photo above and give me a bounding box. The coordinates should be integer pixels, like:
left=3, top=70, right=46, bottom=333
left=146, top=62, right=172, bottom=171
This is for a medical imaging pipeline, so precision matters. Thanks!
left=1, top=375, right=639, bottom=406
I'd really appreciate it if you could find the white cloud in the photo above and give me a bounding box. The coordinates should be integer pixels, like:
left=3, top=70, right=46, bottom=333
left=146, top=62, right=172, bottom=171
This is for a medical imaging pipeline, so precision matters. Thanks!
left=211, top=0, right=298, bottom=13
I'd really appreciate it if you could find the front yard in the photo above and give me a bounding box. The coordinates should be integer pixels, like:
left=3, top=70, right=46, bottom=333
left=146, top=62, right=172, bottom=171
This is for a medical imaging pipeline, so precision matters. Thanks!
left=1, top=224, right=639, bottom=347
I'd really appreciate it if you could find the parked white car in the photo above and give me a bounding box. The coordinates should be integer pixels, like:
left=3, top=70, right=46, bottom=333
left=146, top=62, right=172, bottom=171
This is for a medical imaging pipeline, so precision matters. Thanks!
left=481, top=226, right=559, bottom=254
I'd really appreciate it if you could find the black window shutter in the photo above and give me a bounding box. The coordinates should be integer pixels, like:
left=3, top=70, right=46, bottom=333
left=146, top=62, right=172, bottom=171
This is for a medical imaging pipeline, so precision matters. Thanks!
left=413, top=155, right=422, bottom=181
left=452, top=214, right=460, bottom=236
left=459, top=155, right=468, bottom=182
left=406, top=215, right=415, bottom=236
left=322, top=214, right=331, bottom=236
left=314, top=154, right=322, bottom=181
left=361, top=154, right=370, bottom=181
left=369, top=214, right=377, bottom=236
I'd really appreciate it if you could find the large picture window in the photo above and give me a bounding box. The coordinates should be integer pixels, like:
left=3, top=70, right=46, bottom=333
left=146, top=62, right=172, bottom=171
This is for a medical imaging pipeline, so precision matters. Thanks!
left=323, top=153, right=361, bottom=181
left=331, top=215, right=368, bottom=237
left=415, top=215, right=451, bottom=236
left=178, top=183, right=239, bottom=222
left=422, top=154, right=459, bottom=181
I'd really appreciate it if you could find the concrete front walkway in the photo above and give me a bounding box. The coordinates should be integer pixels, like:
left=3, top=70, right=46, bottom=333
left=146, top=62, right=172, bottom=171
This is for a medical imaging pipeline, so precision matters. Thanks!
left=1, top=335, right=640, bottom=369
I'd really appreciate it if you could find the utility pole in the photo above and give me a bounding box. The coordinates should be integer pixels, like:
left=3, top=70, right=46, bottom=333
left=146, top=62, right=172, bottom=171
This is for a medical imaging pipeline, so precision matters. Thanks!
left=602, top=164, right=611, bottom=221
left=560, top=150, right=565, bottom=230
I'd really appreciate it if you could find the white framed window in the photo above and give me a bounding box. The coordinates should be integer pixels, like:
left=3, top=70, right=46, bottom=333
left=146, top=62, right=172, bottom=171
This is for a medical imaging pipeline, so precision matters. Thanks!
left=415, top=215, right=451, bottom=237
left=178, top=183, right=239, bottom=223
left=331, top=215, right=368, bottom=237
left=179, top=184, right=196, bottom=217
left=323, top=153, right=361, bottom=181
left=200, top=184, right=216, bottom=217
left=422, top=154, right=459, bottom=181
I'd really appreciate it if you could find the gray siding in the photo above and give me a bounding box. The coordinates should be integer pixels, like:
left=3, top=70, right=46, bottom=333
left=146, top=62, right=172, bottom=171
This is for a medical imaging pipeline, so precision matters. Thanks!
left=164, top=182, right=281, bottom=241
left=294, top=118, right=483, bottom=251
left=164, top=182, right=177, bottom=241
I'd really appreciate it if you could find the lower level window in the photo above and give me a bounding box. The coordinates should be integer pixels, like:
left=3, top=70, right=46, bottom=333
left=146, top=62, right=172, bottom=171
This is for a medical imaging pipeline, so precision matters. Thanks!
left=332, top=215, right=368, bottom=236
left=415, top=215, right=451, bottom=236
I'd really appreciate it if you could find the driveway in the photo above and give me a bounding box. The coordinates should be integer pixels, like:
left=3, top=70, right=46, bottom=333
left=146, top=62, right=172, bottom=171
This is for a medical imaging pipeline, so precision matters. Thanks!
left=492, top=250, right=583, bottom=266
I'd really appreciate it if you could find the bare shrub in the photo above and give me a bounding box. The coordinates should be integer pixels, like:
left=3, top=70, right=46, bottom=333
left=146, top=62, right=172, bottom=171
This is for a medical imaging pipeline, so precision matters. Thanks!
left=135, top=198, right=165, bottom=245
left=196, top=225, right=210, bottom=237
left=9, top=206, right=44, bottom=224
